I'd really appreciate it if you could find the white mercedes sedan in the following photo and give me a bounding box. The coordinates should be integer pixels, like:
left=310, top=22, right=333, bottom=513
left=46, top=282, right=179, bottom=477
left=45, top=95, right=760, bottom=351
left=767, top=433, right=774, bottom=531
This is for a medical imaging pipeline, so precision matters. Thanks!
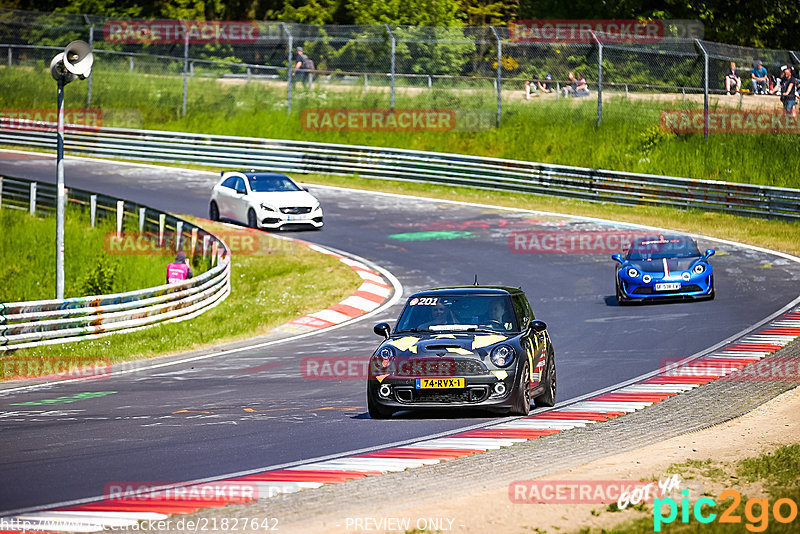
left=209, top=171, right=323, bottom=230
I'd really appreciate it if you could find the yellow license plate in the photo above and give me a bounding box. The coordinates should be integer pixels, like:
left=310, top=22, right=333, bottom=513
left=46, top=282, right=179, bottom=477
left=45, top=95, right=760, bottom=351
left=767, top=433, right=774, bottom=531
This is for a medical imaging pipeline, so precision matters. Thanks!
left=415, top=378, right=465, bottom=389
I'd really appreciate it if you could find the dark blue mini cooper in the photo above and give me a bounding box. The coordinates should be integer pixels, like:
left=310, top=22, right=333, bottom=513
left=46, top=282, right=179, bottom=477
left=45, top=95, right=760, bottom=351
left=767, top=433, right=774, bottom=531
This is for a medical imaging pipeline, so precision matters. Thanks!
left=367, top=286, right=556, bottom=418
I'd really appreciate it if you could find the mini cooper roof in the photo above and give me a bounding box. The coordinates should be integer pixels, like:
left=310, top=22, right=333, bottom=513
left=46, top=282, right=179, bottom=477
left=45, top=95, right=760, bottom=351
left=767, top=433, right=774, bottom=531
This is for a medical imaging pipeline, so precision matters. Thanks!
left=407, top=286, right=525, bottom=298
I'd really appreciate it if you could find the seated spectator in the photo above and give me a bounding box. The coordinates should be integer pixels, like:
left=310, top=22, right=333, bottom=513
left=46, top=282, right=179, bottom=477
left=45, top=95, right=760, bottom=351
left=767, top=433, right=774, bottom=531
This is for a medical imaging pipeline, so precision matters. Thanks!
left=561, top=71, right=577, bottom=97
left=725, top=61, right=741, bottom=95
left=542, top=73, right=553, bottom=93
left=525, top=75, right=540, bottom=99
left=751, top=60, right=768, bottom=94
left=574, top=73, right=590, bottom=97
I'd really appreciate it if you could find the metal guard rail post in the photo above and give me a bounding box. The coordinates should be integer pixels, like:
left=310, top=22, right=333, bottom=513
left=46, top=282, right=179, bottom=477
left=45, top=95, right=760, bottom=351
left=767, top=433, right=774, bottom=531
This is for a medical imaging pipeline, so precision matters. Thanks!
left=1, top=124, right=798, bottom=221
left=0, top=175, right=231, bottom=351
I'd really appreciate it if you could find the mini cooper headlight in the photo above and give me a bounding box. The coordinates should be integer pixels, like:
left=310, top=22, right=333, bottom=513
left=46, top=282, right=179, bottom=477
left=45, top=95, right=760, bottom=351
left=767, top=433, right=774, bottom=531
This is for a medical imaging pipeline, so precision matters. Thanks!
left=626, top=268, right=640, bottom=278
left=642, top=274, right=652, bottom=283
left=693, top=264, right=705, bottom=274
left=378, top=346, right=394, bottom=360
left=490, top=345, right=515, bottom=367
left=260, top=203, right=277, bottom=212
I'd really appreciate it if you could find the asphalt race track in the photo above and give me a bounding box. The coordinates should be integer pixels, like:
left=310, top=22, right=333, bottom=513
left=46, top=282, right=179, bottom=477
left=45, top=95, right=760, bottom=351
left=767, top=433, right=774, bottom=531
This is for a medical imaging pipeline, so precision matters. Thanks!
left=2, top=151, right=800, bottom=514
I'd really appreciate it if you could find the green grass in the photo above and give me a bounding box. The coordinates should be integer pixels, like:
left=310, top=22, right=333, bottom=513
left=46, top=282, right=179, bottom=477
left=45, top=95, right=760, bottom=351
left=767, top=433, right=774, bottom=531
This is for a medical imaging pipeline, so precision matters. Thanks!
left=0, top=207, right=171, bottom=302
left=1, top=217, right=362, bottom=377
left=2, top=65, right=800, bottom=188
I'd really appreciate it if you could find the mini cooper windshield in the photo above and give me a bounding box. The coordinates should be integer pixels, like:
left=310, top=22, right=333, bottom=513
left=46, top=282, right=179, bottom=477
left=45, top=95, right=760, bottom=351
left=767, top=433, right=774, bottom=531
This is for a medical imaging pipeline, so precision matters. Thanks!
left=394, top=295, right=519, bottom=334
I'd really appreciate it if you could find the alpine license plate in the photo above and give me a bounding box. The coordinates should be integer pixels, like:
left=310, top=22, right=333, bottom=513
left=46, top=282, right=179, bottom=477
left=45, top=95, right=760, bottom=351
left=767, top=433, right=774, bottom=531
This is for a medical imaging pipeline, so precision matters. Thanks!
left=655, top=282, right=681, bottom=291
left=415, top=378, right=465, bottom=389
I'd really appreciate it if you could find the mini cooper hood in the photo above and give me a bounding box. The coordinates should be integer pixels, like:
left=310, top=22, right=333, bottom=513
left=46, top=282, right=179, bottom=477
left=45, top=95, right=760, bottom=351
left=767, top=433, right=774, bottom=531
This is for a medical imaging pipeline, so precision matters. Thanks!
left=627, top=257, right=700, bottom=273
left=249, top=190, right=318, bottom=207
left=383, top=332, right=511, bottom=355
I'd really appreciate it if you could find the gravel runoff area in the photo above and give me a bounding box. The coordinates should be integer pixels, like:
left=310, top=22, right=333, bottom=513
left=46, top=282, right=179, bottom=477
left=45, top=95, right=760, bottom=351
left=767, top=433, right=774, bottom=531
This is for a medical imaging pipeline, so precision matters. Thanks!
left=139, top=338, right=800, bottom=534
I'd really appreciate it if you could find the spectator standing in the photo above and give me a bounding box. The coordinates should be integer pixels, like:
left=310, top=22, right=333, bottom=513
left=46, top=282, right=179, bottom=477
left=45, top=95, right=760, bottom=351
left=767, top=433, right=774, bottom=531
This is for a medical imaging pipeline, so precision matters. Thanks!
left=725, top=61, right=741, bottom=95
left=293, top=47, right=315, bottom=90
left=167, top=251, right=193, bottom=284
left=751, top=60, right=768, bottom=94
left=779, top=65, right=796, bottom=116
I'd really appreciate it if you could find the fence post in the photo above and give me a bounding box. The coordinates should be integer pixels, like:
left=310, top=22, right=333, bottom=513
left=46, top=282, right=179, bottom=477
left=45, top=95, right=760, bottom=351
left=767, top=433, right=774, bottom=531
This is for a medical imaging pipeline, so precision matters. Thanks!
left=116, top=200, right=124, bottom=237
left=139, top=206, right=146, bottom=232
left=282, top=22, right=293, bottom=116
left=7, top=46, right=10, bottom=67
left=695, top=39, right=709, bottom=139
left=364, top=73, right=368, bottom=92
left=159, top=213, right=166, bottom=246
left=129, top=56, right=133, bottom=72
left=191, top=227, right=198, bottom=255
left=591, top=31, right=603, bottom=126
left=175, top=221, right=184, bottom=251
left=556, top=82, right=560, bottom=99
left=202, top=234, right=210, bottom=258
left=182, top=22, right=189, bottom=117
left=490, top=26, right=502, bottom=127
left=29, top=182, right=36, bottom=215
left=90, top=194, right=97, bottom=227
left=84, top=15, right=94, bottom=107
left=0, top=176, right=3, bottom=210
left=386, top=25, right=396, bottom=108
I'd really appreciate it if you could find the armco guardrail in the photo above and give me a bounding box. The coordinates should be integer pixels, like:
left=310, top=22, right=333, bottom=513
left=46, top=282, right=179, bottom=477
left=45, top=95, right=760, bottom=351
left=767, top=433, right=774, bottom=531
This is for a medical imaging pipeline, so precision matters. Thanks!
left=0, top=175, right=231, bottom=350
left=1, top=124, right=800, bottom=220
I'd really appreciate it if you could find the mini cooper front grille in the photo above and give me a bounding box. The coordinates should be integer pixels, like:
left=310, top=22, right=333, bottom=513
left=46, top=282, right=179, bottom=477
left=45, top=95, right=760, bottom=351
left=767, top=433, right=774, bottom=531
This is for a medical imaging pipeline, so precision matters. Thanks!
left=395, top=386, right=490, bottom=404
left=280, top=207, right=312, bottom=214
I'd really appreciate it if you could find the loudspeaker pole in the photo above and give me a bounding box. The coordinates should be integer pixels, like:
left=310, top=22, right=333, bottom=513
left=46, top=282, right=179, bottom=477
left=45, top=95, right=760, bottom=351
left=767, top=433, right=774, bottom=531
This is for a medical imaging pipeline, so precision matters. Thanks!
left=55, top=74, right=65, bottom=299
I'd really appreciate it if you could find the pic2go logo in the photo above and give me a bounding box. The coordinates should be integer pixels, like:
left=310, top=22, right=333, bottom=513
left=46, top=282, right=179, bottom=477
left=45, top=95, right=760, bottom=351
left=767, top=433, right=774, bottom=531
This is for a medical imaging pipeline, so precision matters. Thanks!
left=654, top=489, right=799, bottom=532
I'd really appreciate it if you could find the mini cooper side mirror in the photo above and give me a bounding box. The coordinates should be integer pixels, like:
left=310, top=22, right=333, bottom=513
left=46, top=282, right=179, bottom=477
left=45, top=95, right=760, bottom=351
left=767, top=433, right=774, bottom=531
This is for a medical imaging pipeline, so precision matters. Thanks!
left=373, top=322, right=391, bottom=339
left=531, top=320, right=547, bottom=333
left=611, top=253, right=624, bottom=264
left=704, top=249, right=715, bottom=259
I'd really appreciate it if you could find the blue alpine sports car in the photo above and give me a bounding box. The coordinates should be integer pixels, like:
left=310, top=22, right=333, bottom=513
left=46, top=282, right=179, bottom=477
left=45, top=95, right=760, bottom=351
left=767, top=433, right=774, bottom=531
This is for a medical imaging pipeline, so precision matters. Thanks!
left=612, top=235, right=715, bottom=304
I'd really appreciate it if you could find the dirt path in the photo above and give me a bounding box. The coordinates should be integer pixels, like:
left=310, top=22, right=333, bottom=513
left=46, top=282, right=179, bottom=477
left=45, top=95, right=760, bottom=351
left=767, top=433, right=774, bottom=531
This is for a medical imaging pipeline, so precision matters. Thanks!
left=286, top=385, right=800, bottom=534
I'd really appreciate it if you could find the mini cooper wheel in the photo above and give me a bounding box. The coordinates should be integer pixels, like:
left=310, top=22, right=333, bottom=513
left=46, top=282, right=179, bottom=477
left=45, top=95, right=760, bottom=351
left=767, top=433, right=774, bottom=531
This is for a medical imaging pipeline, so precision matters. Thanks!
left=534, top=350, right=557, bottom=407
left=209, top=201, right=219, bottom=221
left=247, top=208, right=258, bottom=229
left=367, top=388, right=394, bottom=419
left=510, top=360, right=532, bottom=416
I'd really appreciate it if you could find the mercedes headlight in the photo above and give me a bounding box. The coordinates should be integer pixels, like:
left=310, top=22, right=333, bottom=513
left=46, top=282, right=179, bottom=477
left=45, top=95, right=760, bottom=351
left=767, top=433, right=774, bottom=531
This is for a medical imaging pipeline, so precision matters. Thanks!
left=490, top=345, right=515, bottom=367
left=260, top=203, right=276, bottom=212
